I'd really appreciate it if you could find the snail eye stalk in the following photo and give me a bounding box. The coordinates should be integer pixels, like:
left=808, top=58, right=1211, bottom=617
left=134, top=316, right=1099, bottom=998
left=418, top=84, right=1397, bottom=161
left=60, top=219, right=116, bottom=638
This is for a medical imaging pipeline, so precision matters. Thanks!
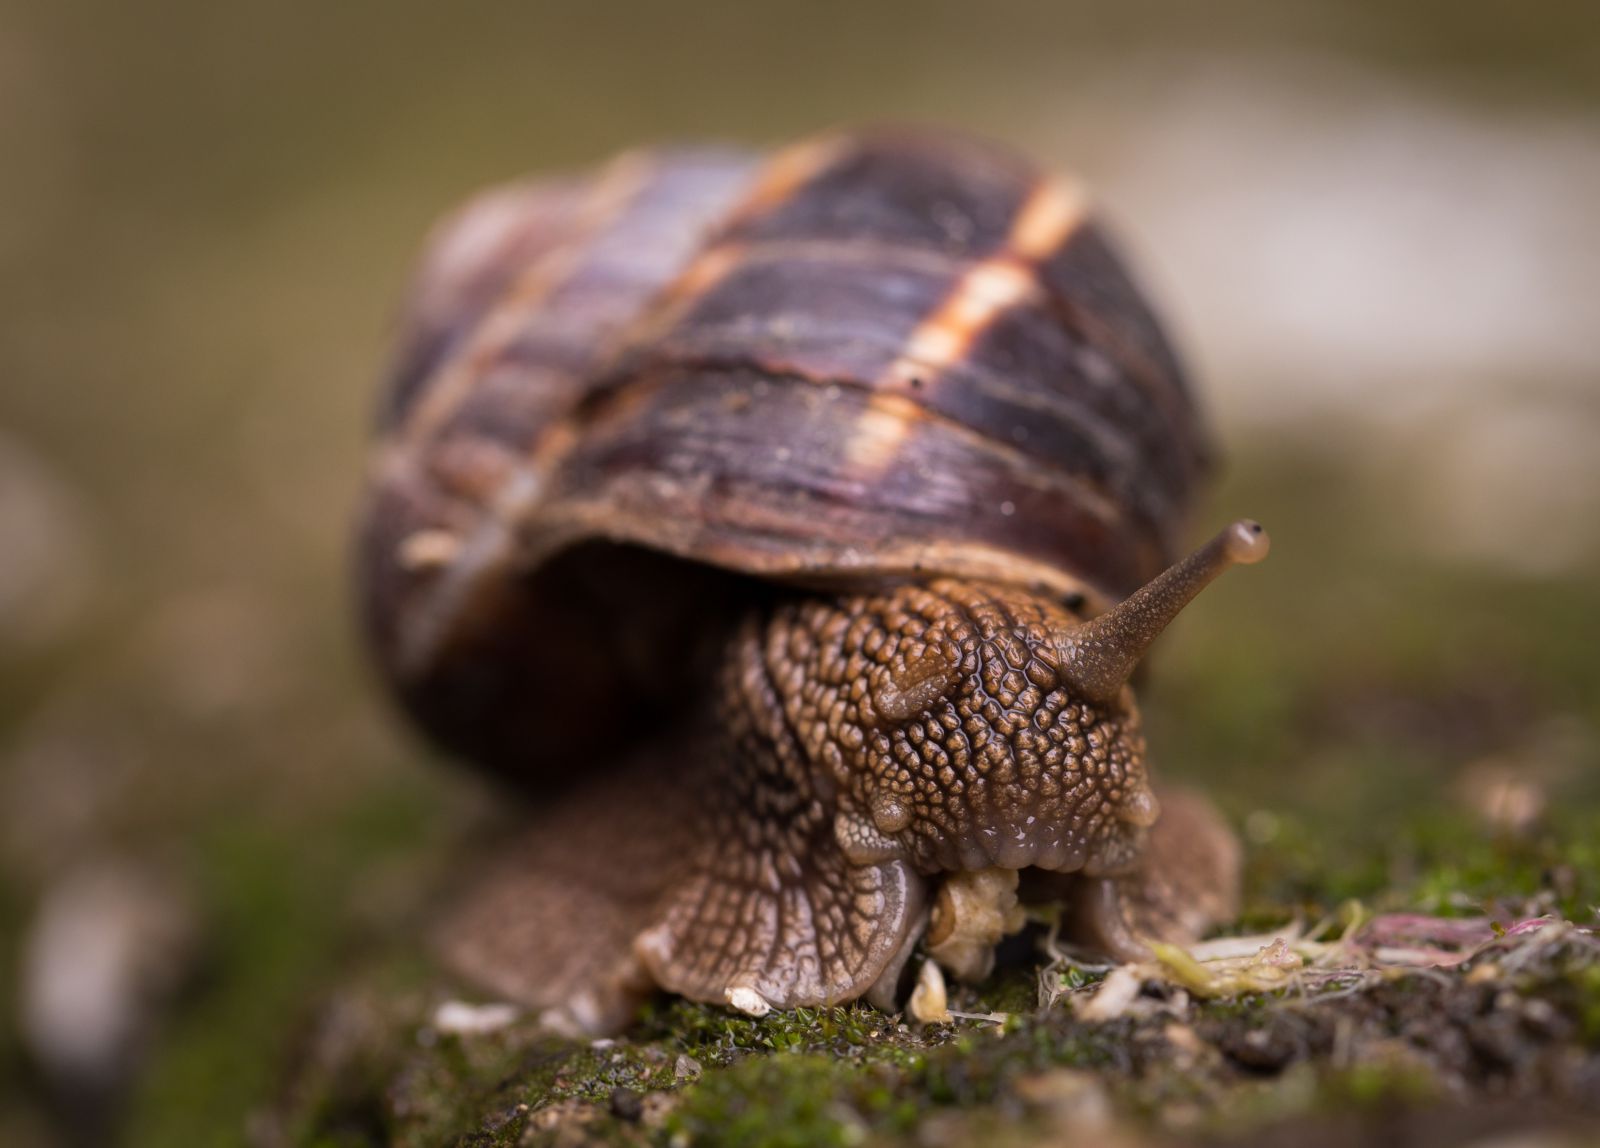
left=1057, top=520, right=1269, bottom=705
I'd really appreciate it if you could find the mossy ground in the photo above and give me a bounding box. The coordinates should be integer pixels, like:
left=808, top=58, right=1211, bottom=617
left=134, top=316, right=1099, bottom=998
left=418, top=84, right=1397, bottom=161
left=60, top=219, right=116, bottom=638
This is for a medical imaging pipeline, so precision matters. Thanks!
left=264, top=815, right=1600, bottom=1148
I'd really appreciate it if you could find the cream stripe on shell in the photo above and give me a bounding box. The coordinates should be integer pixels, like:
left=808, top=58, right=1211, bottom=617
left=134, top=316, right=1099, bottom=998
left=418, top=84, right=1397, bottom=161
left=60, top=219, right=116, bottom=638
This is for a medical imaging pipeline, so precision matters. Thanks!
left=842, top=178, right=1090, bottom=475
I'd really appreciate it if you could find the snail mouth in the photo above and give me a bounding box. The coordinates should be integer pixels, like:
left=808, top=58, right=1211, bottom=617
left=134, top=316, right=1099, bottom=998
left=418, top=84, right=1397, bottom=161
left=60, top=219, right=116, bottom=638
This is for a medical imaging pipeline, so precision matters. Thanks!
left=949, top=820, right=1088, bottom=874
left=941, top=818, right=1148, bottom=877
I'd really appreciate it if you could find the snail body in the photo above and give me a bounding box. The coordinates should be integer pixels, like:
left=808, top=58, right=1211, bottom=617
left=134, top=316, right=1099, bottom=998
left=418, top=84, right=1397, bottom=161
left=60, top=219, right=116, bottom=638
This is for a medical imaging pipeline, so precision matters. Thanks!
left=359, top=130, right=1264, bottom=1032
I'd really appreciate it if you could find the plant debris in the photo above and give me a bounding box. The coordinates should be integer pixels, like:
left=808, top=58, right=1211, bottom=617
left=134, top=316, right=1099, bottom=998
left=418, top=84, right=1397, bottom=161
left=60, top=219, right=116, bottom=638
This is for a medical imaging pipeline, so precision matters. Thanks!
left=1064, top=910, right=1600, bottom=1024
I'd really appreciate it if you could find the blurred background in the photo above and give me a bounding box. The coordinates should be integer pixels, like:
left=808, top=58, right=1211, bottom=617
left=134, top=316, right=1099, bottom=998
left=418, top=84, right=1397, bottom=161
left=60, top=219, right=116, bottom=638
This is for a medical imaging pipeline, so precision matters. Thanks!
left=2, top=1, right=1597, bottom=1143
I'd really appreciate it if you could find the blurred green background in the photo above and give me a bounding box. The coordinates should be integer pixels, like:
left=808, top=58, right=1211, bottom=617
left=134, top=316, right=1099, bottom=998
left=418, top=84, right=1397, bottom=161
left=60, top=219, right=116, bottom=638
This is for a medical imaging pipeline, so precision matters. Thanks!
left=2, top=1, right=1597, bottom=1144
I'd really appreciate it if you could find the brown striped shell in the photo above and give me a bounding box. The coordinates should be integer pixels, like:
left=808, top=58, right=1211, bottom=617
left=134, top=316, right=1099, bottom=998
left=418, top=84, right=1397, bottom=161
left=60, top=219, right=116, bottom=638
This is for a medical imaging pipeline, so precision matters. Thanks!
left=358, top=129, right=1211, bottom=782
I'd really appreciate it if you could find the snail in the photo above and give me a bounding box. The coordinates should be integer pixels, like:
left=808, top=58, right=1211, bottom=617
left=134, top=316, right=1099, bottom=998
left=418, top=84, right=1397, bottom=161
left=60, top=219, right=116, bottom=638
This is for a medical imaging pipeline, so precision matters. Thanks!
left=357, top=129, right=1266, bottom=1034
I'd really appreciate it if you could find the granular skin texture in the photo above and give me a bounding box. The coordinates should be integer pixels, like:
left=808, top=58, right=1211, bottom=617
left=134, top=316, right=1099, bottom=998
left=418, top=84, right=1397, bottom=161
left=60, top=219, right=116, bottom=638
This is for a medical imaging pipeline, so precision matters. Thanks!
left=761, top=578, right=1157, bottom=878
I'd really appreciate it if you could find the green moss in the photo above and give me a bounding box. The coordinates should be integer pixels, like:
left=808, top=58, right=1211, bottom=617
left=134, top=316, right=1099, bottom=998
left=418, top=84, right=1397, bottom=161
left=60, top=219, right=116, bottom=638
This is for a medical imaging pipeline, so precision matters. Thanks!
left=668, top=1053, right=885, bottom=1147
left=639, top=999, right=936, bottom=1069
left=1327, top=1060, right=1441, bottom=1109
left=1232, top=796, right=1600, bottom=941
left=123, top=783, right=444, bottom=1148
left=981, top=964, right=1053, bottom=1016
left=660, top=1005, right=1146, bottom=1148
left=1575, top=966, right=1600, bottom=1046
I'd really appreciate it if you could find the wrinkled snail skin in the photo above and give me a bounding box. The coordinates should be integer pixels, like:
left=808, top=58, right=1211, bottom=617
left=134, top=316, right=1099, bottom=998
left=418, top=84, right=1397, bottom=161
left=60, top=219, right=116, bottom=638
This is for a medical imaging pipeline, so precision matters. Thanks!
left=362, top=129, right=1267, bottom=1032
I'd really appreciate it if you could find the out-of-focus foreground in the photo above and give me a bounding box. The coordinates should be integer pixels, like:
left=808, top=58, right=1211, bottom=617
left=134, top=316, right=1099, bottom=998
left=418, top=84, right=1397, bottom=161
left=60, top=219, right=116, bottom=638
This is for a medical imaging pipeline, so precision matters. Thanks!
left=1, top=2, right=1597, bottom=1145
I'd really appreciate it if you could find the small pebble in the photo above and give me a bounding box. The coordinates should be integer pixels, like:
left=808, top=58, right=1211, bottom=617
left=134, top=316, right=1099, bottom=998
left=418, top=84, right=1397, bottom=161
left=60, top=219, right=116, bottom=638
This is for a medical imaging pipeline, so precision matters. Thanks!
left=1076, top=965, right=1143, bottom=1022
left=431, top=1000, right=519, bottom=1036
left=908, top=959, right=952, bottom=1024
